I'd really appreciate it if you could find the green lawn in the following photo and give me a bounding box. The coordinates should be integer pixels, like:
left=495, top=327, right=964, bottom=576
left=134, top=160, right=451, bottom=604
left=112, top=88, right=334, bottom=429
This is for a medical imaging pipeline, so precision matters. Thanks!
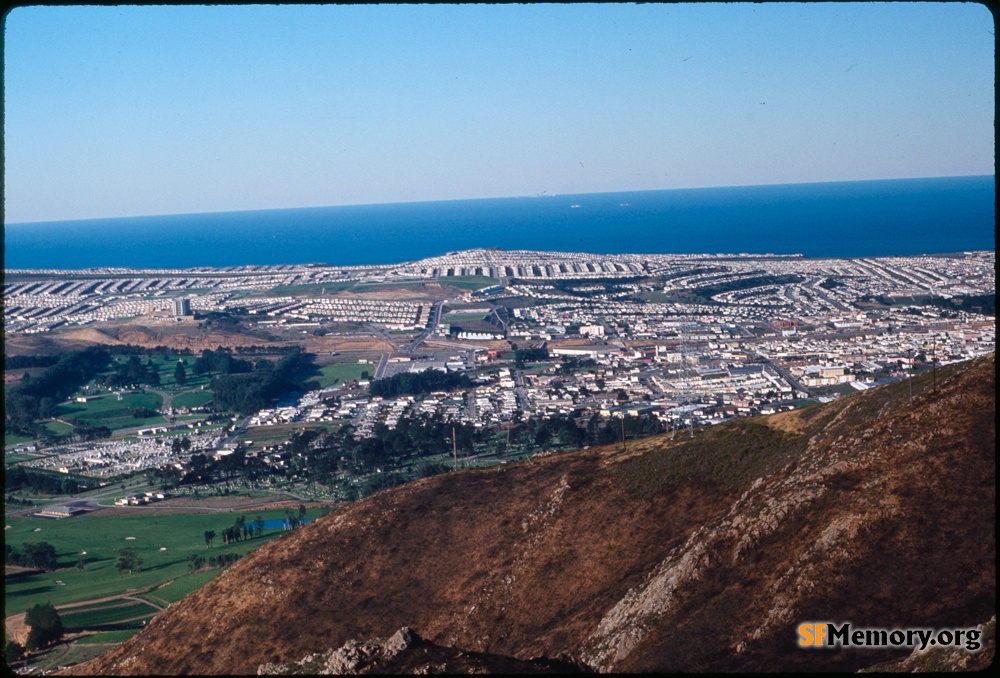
left=138, top=568, right=221, bottom=605
left=43, top=419, right=76, bottom=435
left=352, top=281, right=429, bottom=292
left=60, top=601, right=161, bottom=629
left=267, top=281, right=358, bottom=295
left=59, top=598, right=135, bottom=612
left=3, top=506, right=331, bottom=616
left=144, top=355, right=213, bottom=392
left=441, top=276, right=502, bottom=291
left=638, top=290, right=676, bottom=303
left=308, top=362, right=371, bottom=388
left=4, top=434, right=36, bottom=448
left=445, top=313, right=491, bottom=323
left=172, top=390, right=214, bottom=408
left=51, top=392, right=166, bottom=430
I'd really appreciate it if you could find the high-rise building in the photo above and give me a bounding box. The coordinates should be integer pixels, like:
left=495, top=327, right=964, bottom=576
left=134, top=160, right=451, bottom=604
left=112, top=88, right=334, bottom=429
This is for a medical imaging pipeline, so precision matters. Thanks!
left=172, top=298, right=192, bottom=317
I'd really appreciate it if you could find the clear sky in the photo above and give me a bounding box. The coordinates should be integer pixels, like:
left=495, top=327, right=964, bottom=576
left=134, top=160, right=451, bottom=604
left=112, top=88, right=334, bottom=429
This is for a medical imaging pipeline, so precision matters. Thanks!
left=3, top=2, right=994, bottom=224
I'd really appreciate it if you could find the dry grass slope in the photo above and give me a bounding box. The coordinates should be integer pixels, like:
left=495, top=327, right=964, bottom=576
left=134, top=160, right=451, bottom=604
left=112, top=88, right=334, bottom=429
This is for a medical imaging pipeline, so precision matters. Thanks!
left=72, top=355, right=994, bottom=675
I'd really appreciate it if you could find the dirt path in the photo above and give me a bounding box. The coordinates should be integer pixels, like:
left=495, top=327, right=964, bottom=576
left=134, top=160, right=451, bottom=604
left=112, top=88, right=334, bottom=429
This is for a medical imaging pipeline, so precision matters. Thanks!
left=5, top=587, right=168, bottom=645
left=6, top=612, right=28, bottom=645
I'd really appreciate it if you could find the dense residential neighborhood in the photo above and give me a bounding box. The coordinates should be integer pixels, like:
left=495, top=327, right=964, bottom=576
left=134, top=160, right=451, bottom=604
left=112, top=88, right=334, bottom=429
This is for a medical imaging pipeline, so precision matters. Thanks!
left=5, top=249, right=994, bottom=496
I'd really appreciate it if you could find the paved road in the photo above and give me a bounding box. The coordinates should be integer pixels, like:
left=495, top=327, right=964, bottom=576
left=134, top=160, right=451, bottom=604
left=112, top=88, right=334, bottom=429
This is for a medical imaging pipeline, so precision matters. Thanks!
left=373, top=352, right=390, bottom=380
left=405, top=301, right=444, bottom=354
left=753, top=354, right=810, bottom=396
left=219, top=417, right=249, bottom=447
left=512, top=370, right=531, bottom=413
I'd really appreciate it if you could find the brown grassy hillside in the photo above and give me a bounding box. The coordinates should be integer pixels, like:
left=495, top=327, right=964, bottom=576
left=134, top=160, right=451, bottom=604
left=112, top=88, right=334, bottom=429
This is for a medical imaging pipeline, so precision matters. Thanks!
left=74, top=354, right=995, bottom=674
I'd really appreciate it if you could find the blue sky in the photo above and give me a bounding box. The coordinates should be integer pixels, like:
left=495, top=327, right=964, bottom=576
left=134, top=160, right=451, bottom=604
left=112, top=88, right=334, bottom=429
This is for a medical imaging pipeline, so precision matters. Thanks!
left=3, top=2, right=994, bottom=223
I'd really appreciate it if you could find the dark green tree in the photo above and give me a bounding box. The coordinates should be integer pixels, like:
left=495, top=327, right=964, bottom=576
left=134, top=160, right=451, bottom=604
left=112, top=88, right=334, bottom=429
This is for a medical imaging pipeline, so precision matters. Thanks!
left=146, top=359, right=161, bottom=386
left=115, top=547, right=142, bottom=575
left=20, top=542, right=58, bottom=571
left=204, top=530, right=216, bottom=548
left=5, top=639, right=25, bottom=664
left=24, top=603, right=63, bottom=650
left=174, top=360, right=187, bottom=386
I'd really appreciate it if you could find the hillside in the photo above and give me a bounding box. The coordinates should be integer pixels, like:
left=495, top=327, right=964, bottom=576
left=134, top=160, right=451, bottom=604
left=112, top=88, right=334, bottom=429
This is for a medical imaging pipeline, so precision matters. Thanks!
left=74, top=355, right=995, bottom=674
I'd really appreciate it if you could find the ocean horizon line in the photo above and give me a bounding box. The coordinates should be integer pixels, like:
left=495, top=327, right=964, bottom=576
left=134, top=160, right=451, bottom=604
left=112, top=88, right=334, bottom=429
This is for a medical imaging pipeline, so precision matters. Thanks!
left=4, top=175, right=994, bottom=270
left=6, top=173, right=993, bottom=227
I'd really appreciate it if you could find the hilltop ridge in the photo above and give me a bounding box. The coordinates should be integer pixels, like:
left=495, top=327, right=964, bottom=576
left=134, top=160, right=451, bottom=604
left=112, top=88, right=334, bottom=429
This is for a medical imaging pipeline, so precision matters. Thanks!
left=74, top=354, right=995, bottom=674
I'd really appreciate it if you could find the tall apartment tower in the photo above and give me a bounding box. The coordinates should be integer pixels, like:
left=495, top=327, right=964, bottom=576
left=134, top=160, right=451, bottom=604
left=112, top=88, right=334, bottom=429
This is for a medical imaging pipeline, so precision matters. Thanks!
left=172, top=297, right=192, bottom=317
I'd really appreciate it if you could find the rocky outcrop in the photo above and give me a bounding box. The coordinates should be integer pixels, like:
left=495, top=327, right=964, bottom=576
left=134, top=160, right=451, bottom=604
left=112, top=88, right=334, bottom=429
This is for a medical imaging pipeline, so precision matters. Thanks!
left=257, top=627, right=584, bottom=675
left=583, top=354, right=994, bottom=673
left=258, top=627, right=418, bottom=675
left=859, top=616, right=995, bottom=673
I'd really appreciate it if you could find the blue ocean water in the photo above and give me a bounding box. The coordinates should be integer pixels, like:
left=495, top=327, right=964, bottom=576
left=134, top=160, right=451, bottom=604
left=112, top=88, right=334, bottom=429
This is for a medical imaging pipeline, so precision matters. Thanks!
left=4, top=175, right=994, bottom=269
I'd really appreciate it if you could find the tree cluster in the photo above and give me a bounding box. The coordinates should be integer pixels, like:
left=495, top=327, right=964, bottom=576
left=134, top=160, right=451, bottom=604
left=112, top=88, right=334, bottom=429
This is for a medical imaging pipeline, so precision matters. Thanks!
left=115, top=547, right=142, bottom=575
left=187, top=552, right=241, bottom=571
left=516, top=412, right=663, bottom=449
left=4, top=347, right=112, bottom=435
left=211, top=350, right=306, bottom=414
left=557, top=356, right=596, bottom=374
left=368, top=369, right=471, bottom=399
left=924, top=293, right=995, bottom=316
left=514, top=347, right=549, bottom=368
left=103, top=355, right=160, bottom=388
left=5, top=542, right=58, bottom=571
left=181, top=449, right=272, bottom=486
left=24, top=603, right=63, bottom=650
left=148, top=464, right=183, bottom=490
left=204, top=515, right=266, bottom=548
left=72, top=424, right=113, bottom=442
left=192, top=348, right=254, bottom=376
left=113, top=344, right=194, bottom=356
left=308, top=415, right=482, bottom=479
left=5, top=467, right=85, bottom=495
left=4, top=354, right=60, bottom=369
left=283, top=504, right=307, bottom=530
left=221, top=515, right=261, bottom=544
left=4, top=494, right=35, bottom=507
